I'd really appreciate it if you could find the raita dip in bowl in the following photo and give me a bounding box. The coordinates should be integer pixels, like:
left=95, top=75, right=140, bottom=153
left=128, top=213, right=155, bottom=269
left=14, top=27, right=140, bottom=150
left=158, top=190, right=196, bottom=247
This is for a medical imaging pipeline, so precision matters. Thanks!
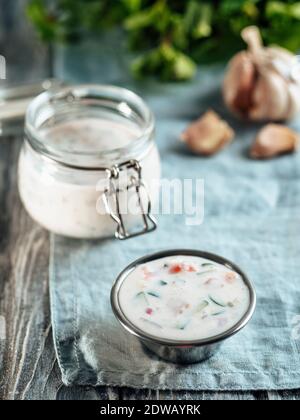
left=111, top=249, right=256, bottom=363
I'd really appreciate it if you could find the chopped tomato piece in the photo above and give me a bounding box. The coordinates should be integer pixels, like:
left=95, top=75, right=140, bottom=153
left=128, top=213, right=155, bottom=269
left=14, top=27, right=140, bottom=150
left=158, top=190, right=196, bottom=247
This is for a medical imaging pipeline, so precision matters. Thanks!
left=145, top=307, right=153, bottom=315
left=169, top=264, right=182, bottom=274
left=142, top=266, right=153, bottom=279
left=225, top=271, right=236, bottom=283
left=169, top=263, right=197, bottom=274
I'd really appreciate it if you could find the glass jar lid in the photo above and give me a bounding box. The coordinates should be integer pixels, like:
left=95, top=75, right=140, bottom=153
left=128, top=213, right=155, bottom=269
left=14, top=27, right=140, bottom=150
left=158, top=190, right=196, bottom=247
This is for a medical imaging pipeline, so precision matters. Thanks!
left=25, top=84, right=155, bottom=168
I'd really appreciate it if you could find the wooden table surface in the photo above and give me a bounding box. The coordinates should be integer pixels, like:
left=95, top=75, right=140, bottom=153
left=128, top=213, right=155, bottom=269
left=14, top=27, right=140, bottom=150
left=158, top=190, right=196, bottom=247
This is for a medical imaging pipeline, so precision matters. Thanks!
left=0, top=1, right=299, bottom=401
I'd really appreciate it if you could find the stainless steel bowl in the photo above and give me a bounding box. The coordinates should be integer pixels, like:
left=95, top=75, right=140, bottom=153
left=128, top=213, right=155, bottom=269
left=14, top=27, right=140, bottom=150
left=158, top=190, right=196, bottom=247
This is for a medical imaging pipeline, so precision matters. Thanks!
left=111, top=249, right=256, bottom=364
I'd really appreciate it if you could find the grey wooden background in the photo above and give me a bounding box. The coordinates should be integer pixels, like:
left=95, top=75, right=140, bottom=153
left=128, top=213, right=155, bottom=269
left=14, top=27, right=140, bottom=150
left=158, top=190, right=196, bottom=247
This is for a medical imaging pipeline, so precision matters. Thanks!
left=0, top=0, right=299, bottom=400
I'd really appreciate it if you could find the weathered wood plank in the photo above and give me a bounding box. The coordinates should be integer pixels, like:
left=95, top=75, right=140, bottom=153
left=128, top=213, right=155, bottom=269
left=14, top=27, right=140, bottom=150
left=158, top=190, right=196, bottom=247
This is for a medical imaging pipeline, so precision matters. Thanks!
left=117, top=387, right=266, bottom=400
left=0, top=136, right=55, bottom=400
left=161, top=390, right=260, bottom=400
left=268, top=390, right=300, bottom=400
left=0, top=1, right=58, bottom=400
left=57, top=385, right=120, bottom=401
left=20, top=332, right=62, bottom=400
left=120, top=388, right=160, bottom=400
left=57, top=385, right=100, bottom=401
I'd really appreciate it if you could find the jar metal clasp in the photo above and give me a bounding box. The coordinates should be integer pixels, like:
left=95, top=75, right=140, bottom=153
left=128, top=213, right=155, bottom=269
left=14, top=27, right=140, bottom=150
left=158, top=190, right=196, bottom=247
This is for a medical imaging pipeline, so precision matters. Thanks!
left=102, top=159, right=157, bottom=240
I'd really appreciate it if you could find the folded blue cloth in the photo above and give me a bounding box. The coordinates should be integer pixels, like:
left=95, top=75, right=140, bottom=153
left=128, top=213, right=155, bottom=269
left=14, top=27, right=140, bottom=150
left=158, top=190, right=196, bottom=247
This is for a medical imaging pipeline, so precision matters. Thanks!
left=50, top=68, right=300, bottom=390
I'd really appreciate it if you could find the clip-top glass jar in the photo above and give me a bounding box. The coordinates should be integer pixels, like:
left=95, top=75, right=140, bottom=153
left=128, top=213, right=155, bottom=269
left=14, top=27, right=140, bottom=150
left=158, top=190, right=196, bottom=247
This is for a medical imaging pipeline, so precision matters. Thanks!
left=18, top=85, right=160, bottom=239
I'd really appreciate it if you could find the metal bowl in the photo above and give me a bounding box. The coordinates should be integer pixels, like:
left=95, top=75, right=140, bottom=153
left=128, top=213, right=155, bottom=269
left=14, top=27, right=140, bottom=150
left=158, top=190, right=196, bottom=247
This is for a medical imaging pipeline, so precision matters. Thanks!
left=111, top=249, right=256, bottom=364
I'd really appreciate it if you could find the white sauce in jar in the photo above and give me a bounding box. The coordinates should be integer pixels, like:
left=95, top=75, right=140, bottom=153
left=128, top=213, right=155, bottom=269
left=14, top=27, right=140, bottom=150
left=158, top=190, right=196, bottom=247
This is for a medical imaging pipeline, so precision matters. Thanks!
left=39, top=118, right=139, bottom=153
left=18, top=117, right=160, bottom=238
left=119, top=255, right=250, bottom=341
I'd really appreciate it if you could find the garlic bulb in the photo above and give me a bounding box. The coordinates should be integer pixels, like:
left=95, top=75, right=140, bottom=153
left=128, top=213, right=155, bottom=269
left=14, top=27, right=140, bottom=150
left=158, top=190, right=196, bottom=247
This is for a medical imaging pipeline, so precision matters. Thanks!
left=223, top=26, right=300, bottom=121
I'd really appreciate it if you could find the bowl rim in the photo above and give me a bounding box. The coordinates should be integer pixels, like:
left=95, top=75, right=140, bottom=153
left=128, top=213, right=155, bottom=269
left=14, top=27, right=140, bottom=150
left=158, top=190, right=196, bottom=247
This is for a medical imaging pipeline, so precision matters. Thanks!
left=111, top=249, right=256, bottom=347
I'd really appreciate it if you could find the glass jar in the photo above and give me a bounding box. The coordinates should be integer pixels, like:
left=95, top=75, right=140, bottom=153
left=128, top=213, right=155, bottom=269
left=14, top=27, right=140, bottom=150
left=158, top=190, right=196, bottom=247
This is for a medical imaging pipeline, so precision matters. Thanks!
left=18, top=85, right=160, bottom=239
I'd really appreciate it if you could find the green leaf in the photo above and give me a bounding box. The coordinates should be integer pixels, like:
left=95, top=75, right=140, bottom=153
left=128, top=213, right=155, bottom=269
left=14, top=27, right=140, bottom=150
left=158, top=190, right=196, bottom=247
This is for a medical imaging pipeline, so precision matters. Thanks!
left=132, top=44, right=196, bottom=81
left=125, top=9, right=154, bottom=30
left=193, top=4, right=212, bottom=39
left=266, top=1, right=300, bottom=19
left=123, top=0, right=142, bottom=13
left=125, top=0, right=170, bottom=32
left=266, top=1, right=289, bottom=17
left=27, top=0, right=300, bottom=81
left=243, top=1, right=259, bottom=18
left=184, top=2, right=212, bottom=39
left=26, top=0, right=58, bottom=41
left=290, top=3, right=300, bottom=18
left=172, top=52, right=197, bottom=80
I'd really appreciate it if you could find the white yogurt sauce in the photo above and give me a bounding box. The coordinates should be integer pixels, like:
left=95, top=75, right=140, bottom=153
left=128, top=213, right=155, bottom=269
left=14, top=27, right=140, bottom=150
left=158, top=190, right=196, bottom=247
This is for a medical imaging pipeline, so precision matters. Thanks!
left=18, top=117, right=160, bottom=238
left=119, top=255, right=250, bottom=341
left=39, top=118, right=138, bottom=153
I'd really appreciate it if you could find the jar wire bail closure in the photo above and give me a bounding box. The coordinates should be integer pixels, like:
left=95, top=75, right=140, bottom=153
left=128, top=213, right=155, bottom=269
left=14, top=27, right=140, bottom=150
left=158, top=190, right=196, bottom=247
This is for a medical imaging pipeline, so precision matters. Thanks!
left=103, top=159, right=157, bottom=240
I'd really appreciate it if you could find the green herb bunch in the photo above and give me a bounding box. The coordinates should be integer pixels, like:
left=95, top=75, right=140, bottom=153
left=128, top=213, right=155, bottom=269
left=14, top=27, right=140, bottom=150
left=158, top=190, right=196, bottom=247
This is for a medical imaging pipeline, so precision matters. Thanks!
left=27, top=0, right=300, bottom=81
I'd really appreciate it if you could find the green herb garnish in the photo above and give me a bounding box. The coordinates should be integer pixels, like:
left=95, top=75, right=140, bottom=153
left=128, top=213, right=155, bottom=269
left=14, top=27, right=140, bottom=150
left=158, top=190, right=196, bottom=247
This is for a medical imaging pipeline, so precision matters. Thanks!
left=147, top=291, right=160, bottom=298
left=201, top=263, right=215, bottom=267
left=176, top=319, right=190, bottom=330
left=135, top=291, right=149, bottom=305
left=159, top=280, right=168, bottom=286
left=140, top=317, right=162, bottom=329
left=212, top=311, right=225, bottom=316
left=196, top=269, right=215, bottom=277
left=209, top=295, right=227, bottom=307
left=195, top=300, right=209, bottom=313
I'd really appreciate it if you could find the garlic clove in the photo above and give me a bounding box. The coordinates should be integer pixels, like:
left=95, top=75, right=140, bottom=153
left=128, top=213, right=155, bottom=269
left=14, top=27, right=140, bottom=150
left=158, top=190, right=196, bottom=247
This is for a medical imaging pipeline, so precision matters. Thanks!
left=250, top=124, right=299, bottom=159
left=181, top=110, right=235, bottom=156
left=250, top=69, right=290, bottom=121
left=286, top=83, right=300, bottom=120
left=223, top=52, right=256, bottom=116
left=248, top=74, right=271, bottom=120
left=267, top=46, right=295, bottom=77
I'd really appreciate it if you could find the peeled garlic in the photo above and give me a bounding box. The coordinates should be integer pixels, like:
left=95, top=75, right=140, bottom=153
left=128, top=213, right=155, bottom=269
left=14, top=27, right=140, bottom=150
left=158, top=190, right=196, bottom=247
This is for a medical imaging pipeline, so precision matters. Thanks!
left=250, top=124, right=299, bottom=159
left=223, top=26, right=300, bottom=121
left=181, top=110, right=234, bottom=156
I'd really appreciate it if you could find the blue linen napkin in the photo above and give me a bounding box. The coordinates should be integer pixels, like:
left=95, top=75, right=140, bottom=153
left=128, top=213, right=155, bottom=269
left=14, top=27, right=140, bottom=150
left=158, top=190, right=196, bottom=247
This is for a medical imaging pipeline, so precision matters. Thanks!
left=50, top=68, right=300, bottom=390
